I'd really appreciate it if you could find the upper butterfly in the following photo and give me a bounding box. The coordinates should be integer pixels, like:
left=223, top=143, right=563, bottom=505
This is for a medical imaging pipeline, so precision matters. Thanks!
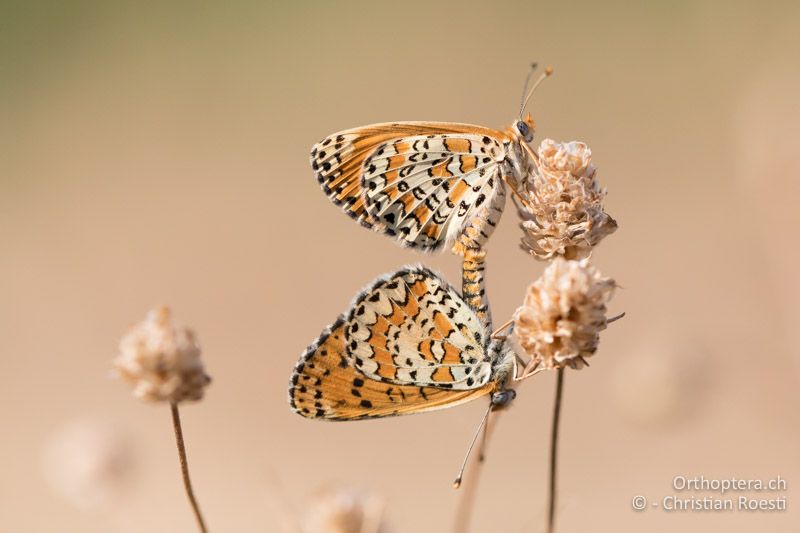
left=310, top=66, right=552, bottom=252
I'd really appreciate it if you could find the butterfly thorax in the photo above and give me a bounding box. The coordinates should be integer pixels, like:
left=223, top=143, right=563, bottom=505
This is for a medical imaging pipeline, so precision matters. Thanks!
left=487, top=338, right=517, bottom=389
left=501, top=128, right=536, bottom=189
left=485, top=339, right=517, bottom=408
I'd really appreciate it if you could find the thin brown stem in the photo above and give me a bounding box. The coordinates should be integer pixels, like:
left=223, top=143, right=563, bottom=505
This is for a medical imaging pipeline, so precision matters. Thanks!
left=546, top=369, right=565, bottom=533
left=171, top=402, right=208, bottom=533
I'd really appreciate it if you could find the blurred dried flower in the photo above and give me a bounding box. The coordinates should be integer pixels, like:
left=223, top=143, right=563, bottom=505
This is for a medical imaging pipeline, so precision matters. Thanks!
left=517, top=139, right=616, bottom=260
left=302, top=487, right=387, bottom=533
left=114, top=306, right=210, bottom=403
left=512, top=258, right=616, bottom=370
left=41, top=418, right=135, bottom=510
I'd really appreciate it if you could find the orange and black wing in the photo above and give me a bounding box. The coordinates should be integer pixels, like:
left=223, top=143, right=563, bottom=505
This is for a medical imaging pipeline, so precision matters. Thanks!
left=311, top=122, right=508, bottom=250
left=344, top=267, right=493, bottom=389
left=289, top=319, right=495, bottom=421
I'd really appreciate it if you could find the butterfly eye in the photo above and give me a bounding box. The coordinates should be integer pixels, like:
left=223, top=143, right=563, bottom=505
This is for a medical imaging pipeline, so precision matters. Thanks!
left=516, top=121, right=529, bottom=136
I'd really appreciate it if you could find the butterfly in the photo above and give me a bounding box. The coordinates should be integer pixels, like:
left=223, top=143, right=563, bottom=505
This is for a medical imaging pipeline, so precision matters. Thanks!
left=310, top=65, right=553, bottom=253
left=288, top=266, right=518, bottom=421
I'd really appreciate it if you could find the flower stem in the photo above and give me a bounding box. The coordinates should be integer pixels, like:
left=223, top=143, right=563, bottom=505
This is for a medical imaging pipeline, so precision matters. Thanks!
left=547, top=369, right=564, bottom=533
left=170, top=402, right=208, bottom=533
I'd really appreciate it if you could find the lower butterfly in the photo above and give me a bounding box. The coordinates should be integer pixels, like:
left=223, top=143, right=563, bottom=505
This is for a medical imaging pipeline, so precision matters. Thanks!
left=288, top=266, right=518, bottom=421
left=311, top=65, right=553, bottom=252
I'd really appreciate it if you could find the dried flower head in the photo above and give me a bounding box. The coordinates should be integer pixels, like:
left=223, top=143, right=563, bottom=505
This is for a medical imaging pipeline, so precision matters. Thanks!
left=517, top=139, right=617, bottom=260
left=512, top=258, right=615, bottom=370
left=41, top=418, right=135, bottom=510
left=114, top=306, right=210, bottom=403
left=302, top=487, right=386, bottom=533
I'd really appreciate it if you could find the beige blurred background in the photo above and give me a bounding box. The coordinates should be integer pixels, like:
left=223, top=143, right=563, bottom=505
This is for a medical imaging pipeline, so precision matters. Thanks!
left=2, top=1, right=799, bottom=531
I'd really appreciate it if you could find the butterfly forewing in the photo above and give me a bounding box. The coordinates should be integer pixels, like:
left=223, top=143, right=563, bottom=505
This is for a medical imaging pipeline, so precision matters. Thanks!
left=311, top=122, right=510, bottom=250
left=289, top=319, right=495, bottom=420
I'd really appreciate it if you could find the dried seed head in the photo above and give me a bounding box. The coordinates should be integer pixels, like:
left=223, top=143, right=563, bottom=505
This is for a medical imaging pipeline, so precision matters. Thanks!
left=512, top=258, right=616, bottom=370
left=114, top=306, right=210, bottom=403
left=518, top=139, right=617, bottom=260
left=302, top=487, right=386, bottom=533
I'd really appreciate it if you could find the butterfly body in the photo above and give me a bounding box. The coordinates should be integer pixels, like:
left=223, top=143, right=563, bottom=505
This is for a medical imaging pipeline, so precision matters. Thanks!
left=311, top=118, right=537, bottom=252
left=288, top=266, right=517, bottom=420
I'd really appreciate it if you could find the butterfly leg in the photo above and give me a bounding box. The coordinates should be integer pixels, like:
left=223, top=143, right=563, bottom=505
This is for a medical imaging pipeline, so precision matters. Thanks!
left=510, top=352, right=526, bottom=380
left=514, top=359, right=545, bottom=382
left=520, top=139, right=541, bottom=166
left=491, top=318, right=513, bottom=339
left=502, top=174, right=533, bottom=210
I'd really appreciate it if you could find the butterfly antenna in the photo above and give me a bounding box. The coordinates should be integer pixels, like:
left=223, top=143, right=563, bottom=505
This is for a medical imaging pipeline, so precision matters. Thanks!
left=478, top=416, right=490, bottom=462
left=519, top=64, right=554, bottom=118
left=518, top=63, right=538, bottom=118
left=452, top=403, right=493, bottom=489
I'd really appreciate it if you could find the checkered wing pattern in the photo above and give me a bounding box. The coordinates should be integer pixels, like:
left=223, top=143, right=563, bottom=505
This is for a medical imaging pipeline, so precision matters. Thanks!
left=311, top=122, right=509, bottom=251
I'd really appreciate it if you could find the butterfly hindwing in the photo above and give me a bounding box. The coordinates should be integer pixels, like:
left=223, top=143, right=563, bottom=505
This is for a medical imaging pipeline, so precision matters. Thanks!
left=362, top=134, right=506, bottom=250
left=344, top=267, right=493, bottom=390
left=311, top=122, right=509, bottom=250
left=289, top=319, right=495, bottom=420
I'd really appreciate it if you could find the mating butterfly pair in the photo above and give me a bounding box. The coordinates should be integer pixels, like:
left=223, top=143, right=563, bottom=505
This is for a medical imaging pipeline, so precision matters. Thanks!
left=289, top=67, right=552, bottom=420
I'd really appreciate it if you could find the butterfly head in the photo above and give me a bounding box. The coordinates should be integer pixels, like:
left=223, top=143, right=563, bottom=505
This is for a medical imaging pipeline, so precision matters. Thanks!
left=513, top=113, right=536, bottom=143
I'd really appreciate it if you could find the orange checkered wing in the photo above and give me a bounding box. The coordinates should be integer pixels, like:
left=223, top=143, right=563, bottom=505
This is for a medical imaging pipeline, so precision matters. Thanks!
left=311, top=122, right=510, bottom=251
left=288, top=319, right=495, bottom=420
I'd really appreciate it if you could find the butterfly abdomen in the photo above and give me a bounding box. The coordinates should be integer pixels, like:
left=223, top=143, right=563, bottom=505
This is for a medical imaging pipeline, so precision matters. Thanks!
left=448, top=182, right=506, bottom=251
left=459, top=247, right=492, bottom=328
